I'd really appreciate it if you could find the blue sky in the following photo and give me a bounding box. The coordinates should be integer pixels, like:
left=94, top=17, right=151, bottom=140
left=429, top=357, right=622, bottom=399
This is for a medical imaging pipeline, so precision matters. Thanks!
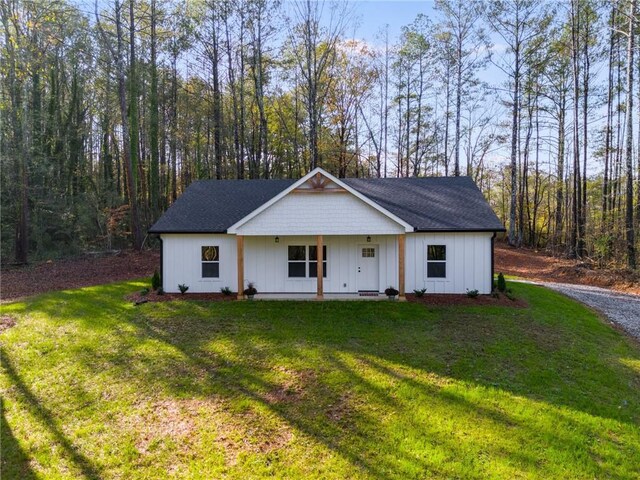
left=348, top=0, right=433, bottom=44
left=280, top=0, right=434, bottom=46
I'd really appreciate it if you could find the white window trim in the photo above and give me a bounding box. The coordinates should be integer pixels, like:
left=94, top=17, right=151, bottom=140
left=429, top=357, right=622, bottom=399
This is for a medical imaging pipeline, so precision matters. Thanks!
left=425, top=244, right=448, bottom=281
left=201, top=245, right=221, bottom=280
left=286, top=244, right=328, bottom=280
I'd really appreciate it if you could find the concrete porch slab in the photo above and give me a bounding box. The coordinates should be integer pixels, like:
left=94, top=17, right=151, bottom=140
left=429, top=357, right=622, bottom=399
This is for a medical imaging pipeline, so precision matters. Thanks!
left=251, top=293, right=392, bottom=301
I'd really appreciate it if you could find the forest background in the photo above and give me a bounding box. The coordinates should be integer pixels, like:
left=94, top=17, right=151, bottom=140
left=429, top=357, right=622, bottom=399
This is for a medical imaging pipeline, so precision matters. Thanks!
left=1, top=0, right=638, bottom=270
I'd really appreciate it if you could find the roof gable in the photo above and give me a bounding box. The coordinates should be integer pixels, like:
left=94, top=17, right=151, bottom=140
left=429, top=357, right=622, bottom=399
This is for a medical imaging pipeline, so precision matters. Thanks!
left=227, top=168, right=413, bottom=233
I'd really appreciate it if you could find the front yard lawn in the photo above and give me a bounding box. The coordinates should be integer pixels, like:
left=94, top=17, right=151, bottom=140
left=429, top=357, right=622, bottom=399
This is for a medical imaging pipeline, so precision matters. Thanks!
left=1, top=282, right=639, bottom=479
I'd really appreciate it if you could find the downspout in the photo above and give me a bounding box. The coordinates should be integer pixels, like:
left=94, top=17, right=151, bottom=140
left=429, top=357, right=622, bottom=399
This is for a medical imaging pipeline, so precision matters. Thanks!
left=490, top=232, right=496, bottom=292
left=159, top=236, right=164, bottom=291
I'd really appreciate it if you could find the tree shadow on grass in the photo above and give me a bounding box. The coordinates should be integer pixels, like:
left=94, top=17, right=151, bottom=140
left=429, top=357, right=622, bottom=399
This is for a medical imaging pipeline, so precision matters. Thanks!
left=4, top=282, right=640, bottom=478
left=1, top=348, right=102, bottom=480
left=85, top=304, right=639, bottom=479
left=1, top=400, right=38, bottom=480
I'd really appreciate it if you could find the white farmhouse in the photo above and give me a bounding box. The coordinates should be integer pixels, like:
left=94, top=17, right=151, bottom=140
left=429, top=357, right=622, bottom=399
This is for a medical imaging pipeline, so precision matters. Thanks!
left=149, top=168, right=505, bottom=299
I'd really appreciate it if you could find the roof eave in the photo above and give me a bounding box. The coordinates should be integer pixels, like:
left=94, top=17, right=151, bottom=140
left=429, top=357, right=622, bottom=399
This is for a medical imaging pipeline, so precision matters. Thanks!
left=413, top=228, right=506, bottom=233
left=148, top=229, right=228, bottom=234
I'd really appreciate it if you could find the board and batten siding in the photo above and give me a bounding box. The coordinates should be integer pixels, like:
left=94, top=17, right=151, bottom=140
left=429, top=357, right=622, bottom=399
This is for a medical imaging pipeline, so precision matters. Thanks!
left=161, top=233, right=237, bottom=293
left=244, top=235, right=397, bottom=293
left=405, top=232, right=493, bottom=294
left=160, top=231, right=493, bottom=295
left=234, top=193, right=405, bottom=236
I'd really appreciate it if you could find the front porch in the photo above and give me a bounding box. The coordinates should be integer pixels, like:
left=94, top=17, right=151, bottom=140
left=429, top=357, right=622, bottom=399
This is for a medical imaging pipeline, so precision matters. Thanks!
left=236, top=234, right=406, bottom=300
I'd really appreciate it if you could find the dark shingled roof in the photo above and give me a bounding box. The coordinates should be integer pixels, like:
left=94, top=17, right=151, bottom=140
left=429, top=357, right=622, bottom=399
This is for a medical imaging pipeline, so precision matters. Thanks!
left=149, top=179, right=296, bottom=233
left=344, top=177, right=505, bottom=232
left=149, top=176, right=505, bottom=233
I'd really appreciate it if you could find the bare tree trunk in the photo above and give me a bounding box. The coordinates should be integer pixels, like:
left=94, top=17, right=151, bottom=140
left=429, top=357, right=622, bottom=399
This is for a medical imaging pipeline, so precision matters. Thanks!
left=602, top=6, right=615, bottom=233
left=224, top=13, right=241, bottom=179
left=149, top=0, right=160, bottom=218
left=454, top=36, right=462, bottom=177
left=570, top=0, right=581, bottom=258
left=508, top=39, right=520, bottom=246
left=624, top=0, right=637, bottom=269
left=580, top=5, right=590, bottom=258
left=444, top=60, right=451, bottom=176
left=2, top=3, right=29, bottom=263
left=127, top=0, right=143, bottom=250
left=555, top=90, right=566, bottom=248
left=383, top=25, right=389, bottom=178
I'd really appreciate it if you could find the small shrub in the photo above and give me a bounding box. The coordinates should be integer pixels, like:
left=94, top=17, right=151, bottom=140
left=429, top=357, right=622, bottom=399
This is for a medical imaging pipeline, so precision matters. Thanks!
left=491, top=291, right=500, bottom=299
left=497, top=273, right=507, bottom=293
left=178, top=284, right=189, bottom=294
left=385, top=286, right=399, bottom=297
left=466, top=289, right=479, bottom=298
left=243, top=282, right=257, bottom=296
left=157, top=287, right=165, bottom=296
left=413, top=288, right=427, bottom=297
left=220, top=286, right=233, bottom=296
left=505, top=287, right=516, bottom=301
left=140, top=287, right=150, bottom=296
left=151, top=269, right=161, bottom=291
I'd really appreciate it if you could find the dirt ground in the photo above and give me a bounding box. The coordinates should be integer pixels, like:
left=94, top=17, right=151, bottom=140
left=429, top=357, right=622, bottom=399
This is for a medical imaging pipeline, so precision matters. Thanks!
left=1, top=250, right=159, bottom=302
left=1, top=243, right=637, bottom=302
left=494, top=243, right=640, bottom=295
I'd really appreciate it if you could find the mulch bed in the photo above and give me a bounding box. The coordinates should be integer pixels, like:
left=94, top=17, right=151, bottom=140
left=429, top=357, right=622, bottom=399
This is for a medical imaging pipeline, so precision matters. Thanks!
left=127, top=290, right=527, bottom=308
left=1, top=250, right=159, bottom=302
left=127, top=290, right=237, bottom=304
left=406, top=293, right=528, bottom=308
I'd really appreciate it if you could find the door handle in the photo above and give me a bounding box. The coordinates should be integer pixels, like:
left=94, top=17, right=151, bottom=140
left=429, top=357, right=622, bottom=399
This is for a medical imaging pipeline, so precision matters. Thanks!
left=358, top=266, right=361, bottom=273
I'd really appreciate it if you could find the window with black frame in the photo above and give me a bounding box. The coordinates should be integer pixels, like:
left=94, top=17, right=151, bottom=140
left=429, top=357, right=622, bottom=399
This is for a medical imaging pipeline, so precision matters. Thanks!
left=287, top=245, right=327, bottom=278
left=201, top=246, right=220, bottom=278
left=288, top=245, right=306, bottom=277
left=309, top=245, right=327, bottom=278
left=427, top=245, right=446, bottom=278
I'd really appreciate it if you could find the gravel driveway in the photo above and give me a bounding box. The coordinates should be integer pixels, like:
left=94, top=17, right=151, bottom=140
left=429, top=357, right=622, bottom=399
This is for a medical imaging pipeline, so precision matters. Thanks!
left=538, top=282, right=640, bottom=340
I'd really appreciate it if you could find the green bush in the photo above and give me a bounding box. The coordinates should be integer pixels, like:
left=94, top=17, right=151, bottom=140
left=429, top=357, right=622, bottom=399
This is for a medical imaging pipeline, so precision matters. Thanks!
left=140, top=287, right=150, bottom=296
left=497, top=273, right=507, bottom=293
left=151, top=269, right=161, bottom=291
left=157, top=287, right=164, bottom=296
left=220, top=286, right=233, bottom=296
left=178, top=284, right=189, bottom=294
left=413, top=288, right=427, bottom=297
left=466, top=289, right=479, bottom=298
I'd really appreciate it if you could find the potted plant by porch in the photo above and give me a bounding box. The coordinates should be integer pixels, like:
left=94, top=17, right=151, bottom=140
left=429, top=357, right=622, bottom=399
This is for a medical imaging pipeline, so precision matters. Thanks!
left=385, top=286, right=399, bottom=300
left=244, top=282, right=258, bottom=300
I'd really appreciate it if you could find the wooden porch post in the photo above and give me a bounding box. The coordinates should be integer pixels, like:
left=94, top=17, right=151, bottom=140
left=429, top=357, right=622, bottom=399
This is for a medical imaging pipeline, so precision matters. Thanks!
left=316, top=235, right=324, bottom=299
left=237, top=235, right=244, bottom=300
left=398, top=234, right=406, bottom=300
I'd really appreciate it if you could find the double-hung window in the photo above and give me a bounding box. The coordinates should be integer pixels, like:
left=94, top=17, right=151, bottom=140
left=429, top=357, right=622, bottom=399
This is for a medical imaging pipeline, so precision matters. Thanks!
left=309, top=245, right=327, bottom=278
left=288, top=245, right=327, bottom=278
left=202, top=246, right=220, bottom=278
left=427, top=245, right=446, bottom=278
left=288, top=246, right=307, bottom=278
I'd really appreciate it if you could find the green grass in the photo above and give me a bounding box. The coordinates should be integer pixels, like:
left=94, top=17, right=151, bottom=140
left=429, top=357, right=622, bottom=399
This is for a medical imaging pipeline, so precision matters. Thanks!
left=1, top=282, right=639, bottom=479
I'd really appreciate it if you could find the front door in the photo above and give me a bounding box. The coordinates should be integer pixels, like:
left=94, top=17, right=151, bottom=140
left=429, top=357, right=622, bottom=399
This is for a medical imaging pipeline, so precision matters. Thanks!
left=357, top=245, right=379, bottom=292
